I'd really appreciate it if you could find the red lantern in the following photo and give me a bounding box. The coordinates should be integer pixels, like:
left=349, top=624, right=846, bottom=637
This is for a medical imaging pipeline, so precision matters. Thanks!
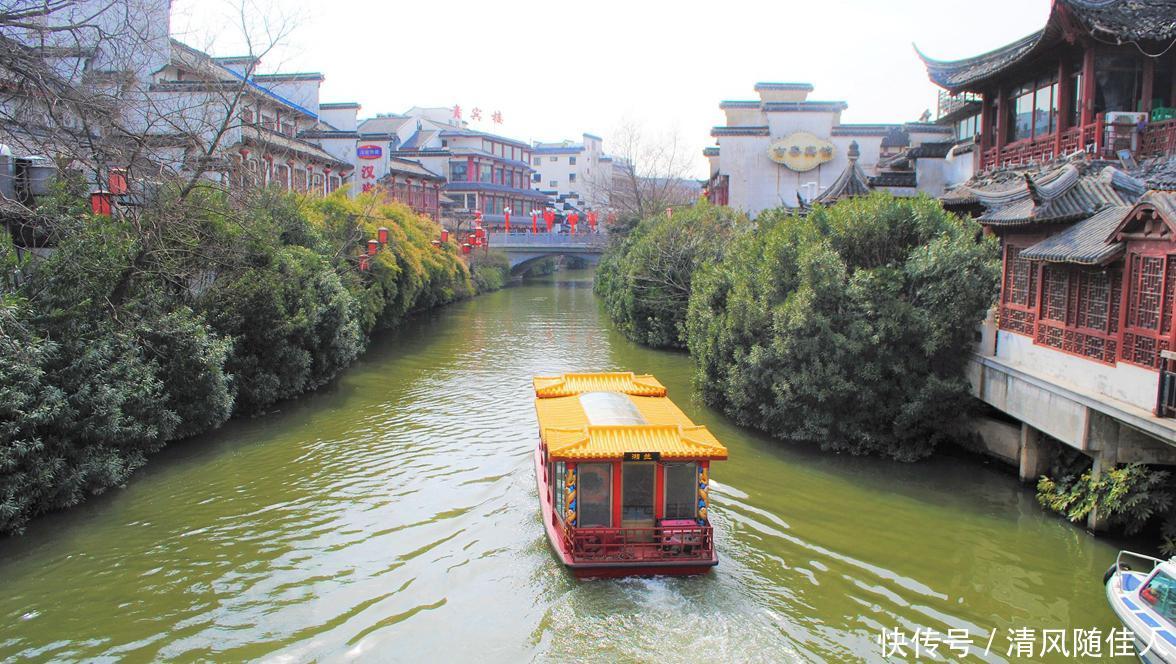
left=441, top=229, right=449, bottom=243
left=108, top=169, right=128, bottom=196
left=359, top=255, right=370, bottom=271
left=532, top=212, right=539, bottom=233
left=476, top=227, right=486, bottom=239
left=504, top=209, right=511, bottom=233
left=367, top=239, right=379, bottom=255
left=462, top=243, right=472, bottom=255
left=377, top=226, right=389, bottom=244
left=89, top=191, right=113, bottom=216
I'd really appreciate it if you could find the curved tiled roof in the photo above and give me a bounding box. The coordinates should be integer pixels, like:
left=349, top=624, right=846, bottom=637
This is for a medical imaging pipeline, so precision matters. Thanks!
left=1019, top=205, right=1130, bottom=264
left=917, top=1, right=1176, bottom=93
left=970, top=164, right=1144, bottom=227
left=544, top=425, right=728, bottom=461
left=534, top=372, right=666, bottom=398
left=814, top=143, right=871, bottom=204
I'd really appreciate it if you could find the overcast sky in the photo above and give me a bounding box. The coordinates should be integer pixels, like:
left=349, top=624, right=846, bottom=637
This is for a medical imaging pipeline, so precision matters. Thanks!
left=170, top=0, right=1051, bottom=178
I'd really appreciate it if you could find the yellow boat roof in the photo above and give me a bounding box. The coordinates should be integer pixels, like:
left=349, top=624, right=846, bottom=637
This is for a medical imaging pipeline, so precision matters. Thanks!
left=534, top=371, right=667, bottom=398
left=533, top=372, right=729, bottom=462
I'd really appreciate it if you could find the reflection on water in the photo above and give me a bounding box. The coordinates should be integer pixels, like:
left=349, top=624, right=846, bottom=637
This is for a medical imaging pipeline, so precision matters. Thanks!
left=0, top=270, right=1118, bottom=662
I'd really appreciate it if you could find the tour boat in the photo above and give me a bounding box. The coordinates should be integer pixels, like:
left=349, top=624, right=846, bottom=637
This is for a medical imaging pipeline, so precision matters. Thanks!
left=532, top=372, right=728, bottom=578
left=1105, top=551, right=1176, bottom=663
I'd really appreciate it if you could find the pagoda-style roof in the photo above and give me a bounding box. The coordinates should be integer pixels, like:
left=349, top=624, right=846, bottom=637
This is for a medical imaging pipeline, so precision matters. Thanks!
left=917, top=0, right=1176, bottom=93
left=533, top=372, right=667, bottom=398
left=544, top=425, right=728, bottom=462
left=813, top=141, right=871, bottom=204
left=533, top=373, right=729, bottom=462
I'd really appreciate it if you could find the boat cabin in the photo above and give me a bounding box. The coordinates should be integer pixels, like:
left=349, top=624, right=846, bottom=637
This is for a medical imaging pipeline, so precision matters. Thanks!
left=532, top=372, right=728, bottom=577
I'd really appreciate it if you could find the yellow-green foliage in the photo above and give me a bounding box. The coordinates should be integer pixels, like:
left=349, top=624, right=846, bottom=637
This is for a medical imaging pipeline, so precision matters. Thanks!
left=303, top=192, right=474, bottom=334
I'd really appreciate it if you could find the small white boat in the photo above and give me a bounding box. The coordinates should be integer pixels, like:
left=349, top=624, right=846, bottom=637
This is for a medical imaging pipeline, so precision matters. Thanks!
left=1106, top=551, right=1176, bottom=663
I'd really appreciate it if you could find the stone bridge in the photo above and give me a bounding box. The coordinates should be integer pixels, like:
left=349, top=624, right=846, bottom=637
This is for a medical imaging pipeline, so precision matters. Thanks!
left=486, top=232, right=608, bottom=272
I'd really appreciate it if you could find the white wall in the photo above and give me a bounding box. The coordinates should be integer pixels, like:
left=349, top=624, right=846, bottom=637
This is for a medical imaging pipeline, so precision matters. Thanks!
left=996, top=330, right=1160, bottom=410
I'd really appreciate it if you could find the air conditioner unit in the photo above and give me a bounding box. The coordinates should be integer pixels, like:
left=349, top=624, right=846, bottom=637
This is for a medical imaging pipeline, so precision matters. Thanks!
left=1105, top=111, right=1148, bottom=125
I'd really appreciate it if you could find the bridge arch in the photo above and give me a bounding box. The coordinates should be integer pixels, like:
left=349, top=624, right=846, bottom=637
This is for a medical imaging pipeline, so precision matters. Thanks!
left=484, top=232, right=607, bottom=274
left=508, top=252, right=602, bottom=275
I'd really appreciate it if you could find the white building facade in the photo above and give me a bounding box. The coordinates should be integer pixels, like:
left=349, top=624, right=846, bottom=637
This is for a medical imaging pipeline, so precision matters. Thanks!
left=704, top=82, right=967, bottom=217
left=530, top=133, right=614, bottom=214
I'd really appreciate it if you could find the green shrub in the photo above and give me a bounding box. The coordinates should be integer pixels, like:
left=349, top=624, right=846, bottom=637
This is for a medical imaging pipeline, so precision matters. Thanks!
left=0, top=298, right=179, bottom=533
left=0, top=185, right=486, bottom=533
left=472, top=250, right=511, bottom=293
left=595, top=200, right=745, bottom=348
left=1038, top=463, right=1174, bottom=536
left=686, top=193, right=1000, bottom=461
left=200, top=245, right=362, bottom=413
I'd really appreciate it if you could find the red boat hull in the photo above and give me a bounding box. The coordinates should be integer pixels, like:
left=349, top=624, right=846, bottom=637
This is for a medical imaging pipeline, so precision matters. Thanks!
left=533, top=444, right=717, bottom=578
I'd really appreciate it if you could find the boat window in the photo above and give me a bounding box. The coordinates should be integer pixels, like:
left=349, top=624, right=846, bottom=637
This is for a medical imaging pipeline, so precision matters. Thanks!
left=1140, top=570, right=1176, bottom=625
left=622, top=463, right=655, bottom=523
left=579, top=392, right=647, bottom=426
left=553, top=462, right=565, bottom=522
left=663, top=462, right=698, bottom=520
left=577, top=463, right=612, bottom=527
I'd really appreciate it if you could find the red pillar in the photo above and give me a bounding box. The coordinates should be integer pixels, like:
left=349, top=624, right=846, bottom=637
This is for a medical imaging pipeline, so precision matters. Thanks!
left=653, top=464, right=665, bottom=521
left=612, top=462, right=623, bottom=528
left=1055, top=59, right=1071, bottom=157
left=1143, top=57, right=1156, bottom=116
left=980, top=93, right=994, bottom=155
left=995, top=88, right=1008, bottom=162
left=1081, top=48, right=1097, bottom=127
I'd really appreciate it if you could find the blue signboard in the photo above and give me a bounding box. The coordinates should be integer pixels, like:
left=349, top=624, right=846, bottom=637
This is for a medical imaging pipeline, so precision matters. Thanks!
left=357, top=145, right=382, bottom=159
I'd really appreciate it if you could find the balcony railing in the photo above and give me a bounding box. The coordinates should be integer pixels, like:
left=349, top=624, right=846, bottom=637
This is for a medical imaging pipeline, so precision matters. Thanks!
left=937, top=90, right=982, bottom=120
left=564, top=524, right=714, bottom=563
left=980, top=117, right=1106, bottom=171
left=1141, top=118, right=1176, bottom=158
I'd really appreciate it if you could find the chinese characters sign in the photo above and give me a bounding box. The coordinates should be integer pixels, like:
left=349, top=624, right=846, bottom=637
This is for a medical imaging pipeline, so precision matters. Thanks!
left=452, top=105, right=504, bottom=125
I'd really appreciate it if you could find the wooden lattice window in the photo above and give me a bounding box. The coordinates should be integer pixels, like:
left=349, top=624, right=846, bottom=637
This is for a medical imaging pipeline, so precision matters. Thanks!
left=1032, top=265, right=1119, bottom=365
left=1122, top=253, right=1175, bottom=369
left=1164, top=258, right=1176, bottom=336
left=1128, top=255, right=1164, bottom=330
left=1003, top=246, right=1037, bottom=307
left=1042, top=265, right=1069, bottom=323
left=1076, top=271, right=1111, bottom=332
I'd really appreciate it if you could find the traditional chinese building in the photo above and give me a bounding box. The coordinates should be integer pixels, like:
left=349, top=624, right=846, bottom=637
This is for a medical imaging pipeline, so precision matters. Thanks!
left=702, top=82, right=960, bottom=216
left=919, top=1, right=1176, bottom=505
left=336, top=107, right=545, bottom=228
left=918, top=0, right=1176, bottom=173
left=0, top=0, right=354, bottom=195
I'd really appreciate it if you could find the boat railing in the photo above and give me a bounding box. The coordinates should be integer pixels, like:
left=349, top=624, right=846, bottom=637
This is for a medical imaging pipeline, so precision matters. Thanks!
left=1115, top=550, right=1168, bottom=576
left=564, top=524, right=714, bottom=563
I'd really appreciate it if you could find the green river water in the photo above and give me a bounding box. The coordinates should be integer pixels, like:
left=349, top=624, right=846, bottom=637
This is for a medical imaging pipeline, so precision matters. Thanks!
left=0, top=270, right=1123, bottom=662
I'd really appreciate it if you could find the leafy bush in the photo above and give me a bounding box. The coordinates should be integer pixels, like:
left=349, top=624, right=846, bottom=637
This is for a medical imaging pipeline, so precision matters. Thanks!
left=0, top=298, right=178, bottom=533
left=595, top=201, right=745, bottom=348
left=1039, top=455, right=1176, bottom=542
left=0, top=185, right=484, bottom=533
left=686, top=193, right=1000, bottom=461
left=200, top=245, right=362, bottom=413
left=472, top=250, right=511, bottom=293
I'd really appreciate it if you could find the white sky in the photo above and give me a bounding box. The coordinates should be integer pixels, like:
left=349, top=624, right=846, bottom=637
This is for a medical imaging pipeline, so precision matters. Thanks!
left=170, top=0, right=1052, bottom=178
